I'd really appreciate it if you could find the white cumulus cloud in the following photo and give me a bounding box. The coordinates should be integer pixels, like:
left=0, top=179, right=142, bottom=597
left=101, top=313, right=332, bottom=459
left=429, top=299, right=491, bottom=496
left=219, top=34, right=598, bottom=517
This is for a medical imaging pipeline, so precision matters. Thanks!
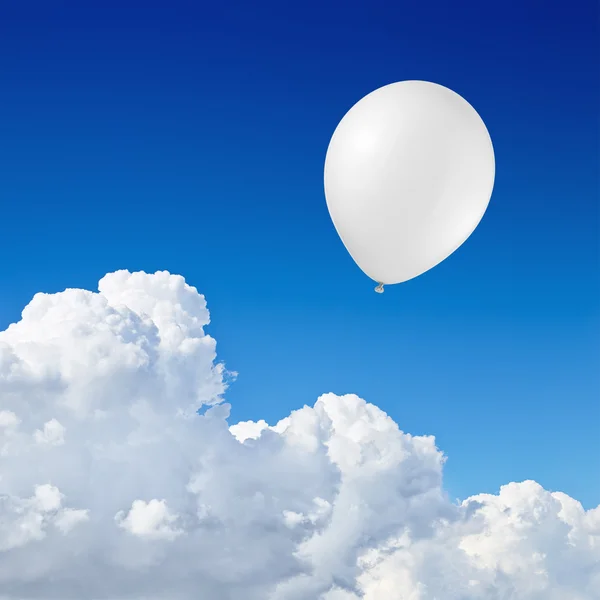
left=0, top=484, right=88, bottom=553
left=33, top=418, right=66, bottom=446
left=116, top=499, right=182, bottom=541
left=0, top=269, right=597, bottom=599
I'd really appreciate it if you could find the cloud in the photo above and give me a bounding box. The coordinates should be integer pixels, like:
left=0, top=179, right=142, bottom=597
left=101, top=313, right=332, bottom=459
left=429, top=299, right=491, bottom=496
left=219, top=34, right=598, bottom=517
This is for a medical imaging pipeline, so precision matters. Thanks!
left=0, top=270, right=598, bottom=599
left=0, top=484, right=89, bottom=553
left=115, top=499, right=182, bottom=541
left=33, top=419, right=66, bottom=446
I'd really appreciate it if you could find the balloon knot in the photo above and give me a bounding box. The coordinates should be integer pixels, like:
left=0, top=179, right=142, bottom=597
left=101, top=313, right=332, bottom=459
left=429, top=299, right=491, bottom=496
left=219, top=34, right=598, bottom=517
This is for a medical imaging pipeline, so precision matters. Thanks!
left=375, top=283, right=385, bottom=294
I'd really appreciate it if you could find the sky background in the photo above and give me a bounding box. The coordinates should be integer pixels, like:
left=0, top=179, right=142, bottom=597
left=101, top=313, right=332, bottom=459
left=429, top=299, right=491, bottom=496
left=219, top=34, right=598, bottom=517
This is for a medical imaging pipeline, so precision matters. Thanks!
left=0, top=0, right=598, bottom=508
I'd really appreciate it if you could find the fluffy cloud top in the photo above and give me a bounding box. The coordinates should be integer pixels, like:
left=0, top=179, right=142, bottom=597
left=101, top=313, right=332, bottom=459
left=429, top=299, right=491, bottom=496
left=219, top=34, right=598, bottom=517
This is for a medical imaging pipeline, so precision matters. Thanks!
left=0, top=270, right=598, bottom=599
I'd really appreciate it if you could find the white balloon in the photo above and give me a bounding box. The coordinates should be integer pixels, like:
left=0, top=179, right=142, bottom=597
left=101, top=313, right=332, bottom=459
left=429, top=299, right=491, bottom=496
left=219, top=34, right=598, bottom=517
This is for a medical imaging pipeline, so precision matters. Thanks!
left=324, top=80, right=495, bottom=291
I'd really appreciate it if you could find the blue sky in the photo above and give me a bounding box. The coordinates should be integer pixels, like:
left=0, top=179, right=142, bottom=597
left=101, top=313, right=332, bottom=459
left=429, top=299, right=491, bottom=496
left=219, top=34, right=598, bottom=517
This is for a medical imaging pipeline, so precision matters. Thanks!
left=1, top=0, right=598, bottom=509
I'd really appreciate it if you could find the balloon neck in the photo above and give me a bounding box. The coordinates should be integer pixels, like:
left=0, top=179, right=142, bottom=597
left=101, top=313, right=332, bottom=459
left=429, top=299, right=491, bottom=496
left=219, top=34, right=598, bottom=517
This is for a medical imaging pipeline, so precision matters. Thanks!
left=374, top=283, right=385, bottom=294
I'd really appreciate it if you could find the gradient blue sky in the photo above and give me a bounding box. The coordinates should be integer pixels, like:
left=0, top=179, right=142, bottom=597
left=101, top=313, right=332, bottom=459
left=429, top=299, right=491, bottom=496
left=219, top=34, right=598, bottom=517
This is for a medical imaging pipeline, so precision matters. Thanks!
left=1, top=1, right=598, bottom=507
